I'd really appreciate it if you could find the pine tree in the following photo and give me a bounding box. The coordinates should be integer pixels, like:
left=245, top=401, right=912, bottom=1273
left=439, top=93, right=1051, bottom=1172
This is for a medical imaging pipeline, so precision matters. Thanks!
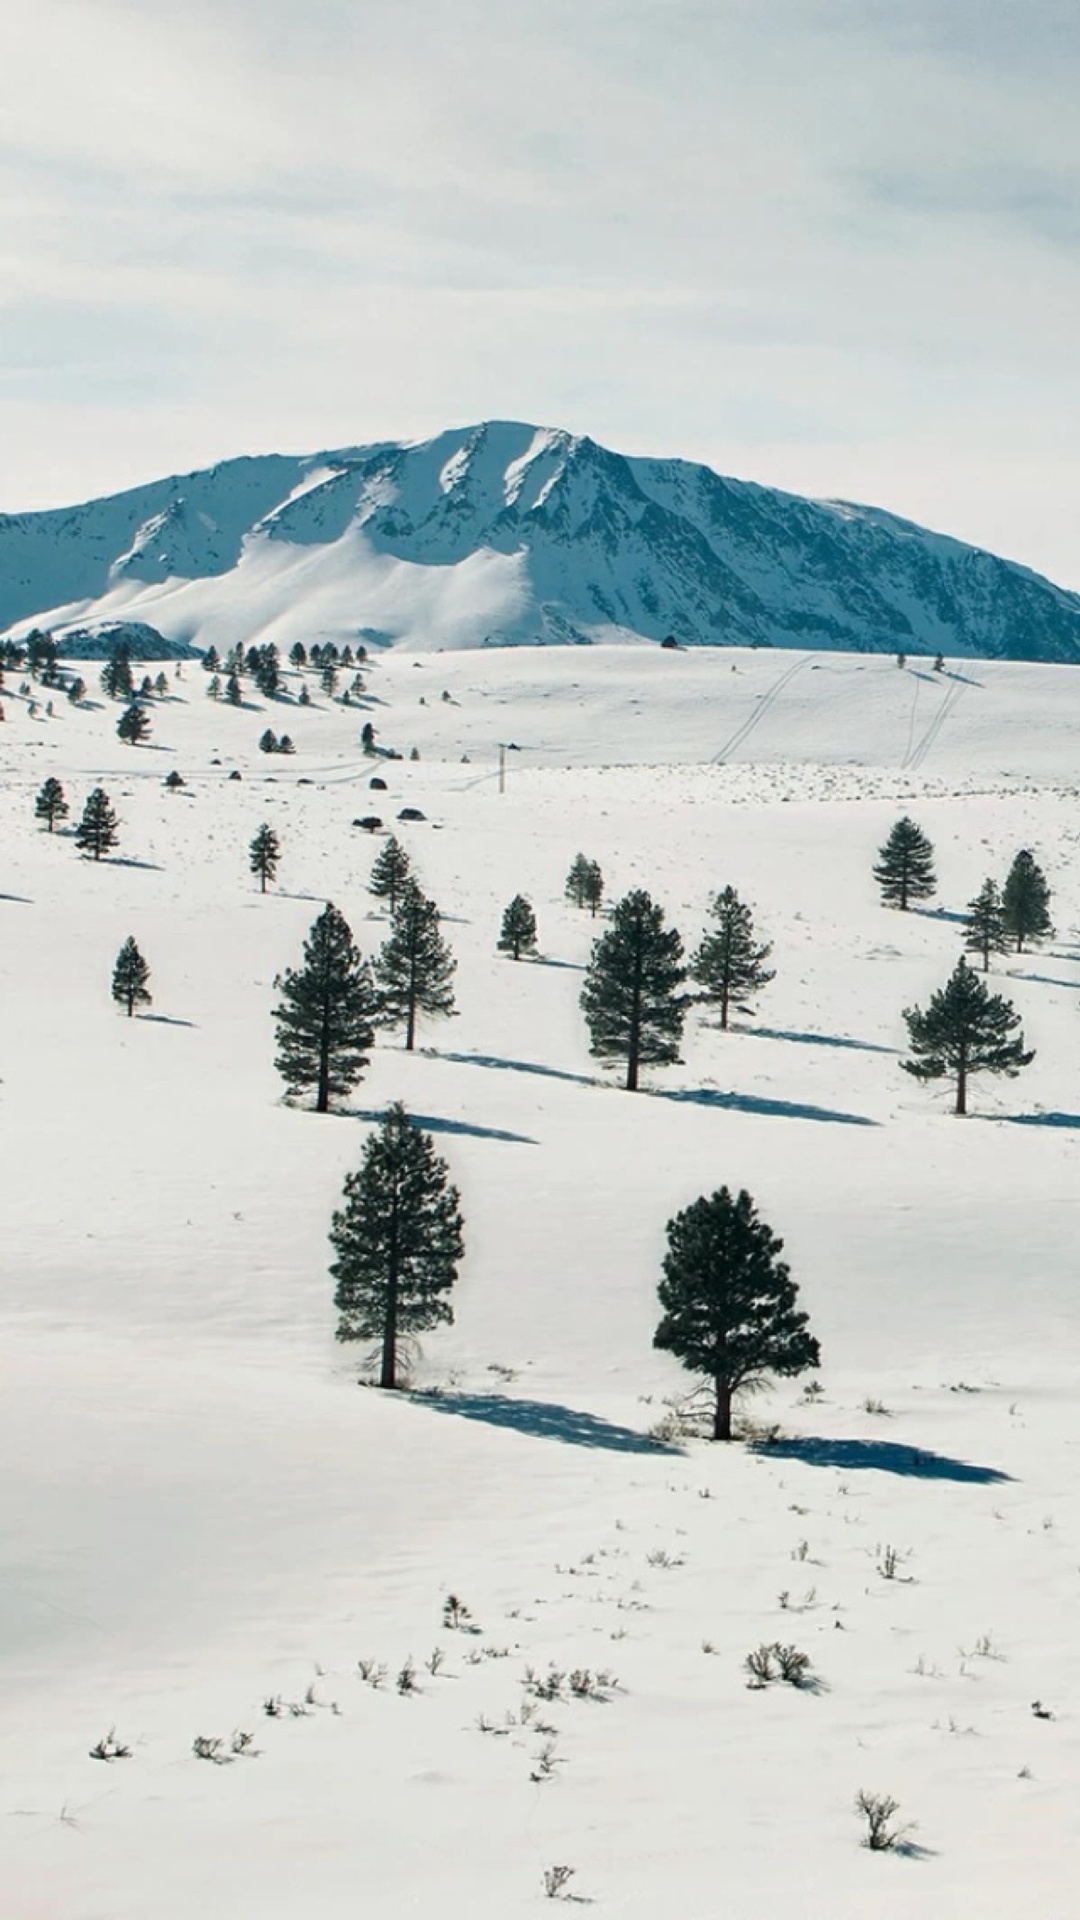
left=117, top=702, right=151, bottom=745
left=691, top=886, right=775, bottom=1029
left=654, top=1186, right=820, bottom=1441
left=580, top=889, right=688, bottom=1091
left=369, top=835, right=413, bottom=914
left=1002, top=849, right=1053, bottom=953
left=374, top=881, right=457, bottom=1052
left=74, top=787, right=119, bottom=861
left=249, top=823, right=281, bottom=892
left=67, top=676, right=86, bottom=705
left=361, top=721, right=376, bottom=753
left=34, top=776, right=68, bottom=833
left=498, top=895, right=538, bottom=960
left=273, top=904, right=378, bottom=1112
left=207, top=674, right=221, bottom=700
left=902, top=957, right=1034, bottom=1115
left=330, top=1103, right=464, bottom=1390
left=111, top=936, right=152, bottom=1017
left=259, top=728, right=279, bottom=754
left=565, top=853, right=604, bottom=915
left=253, top=645, right=280, bottom=698
left=100, top=643, right=134, bottom=701
left=289, top=642, right=307, bottom=669
left=225, top=673, right=242, bottom=706
left=873, top=816, right=936, bottom=910
left=963, top=878, right=1009, bottom=972
left=321, top=662, right=339, bottom=698
left=202, top=645, right=220, bottom=673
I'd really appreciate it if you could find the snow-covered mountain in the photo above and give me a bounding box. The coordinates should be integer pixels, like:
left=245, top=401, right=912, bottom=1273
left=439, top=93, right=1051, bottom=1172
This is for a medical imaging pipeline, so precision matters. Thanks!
left=3, top=420, right=1079, bottom=661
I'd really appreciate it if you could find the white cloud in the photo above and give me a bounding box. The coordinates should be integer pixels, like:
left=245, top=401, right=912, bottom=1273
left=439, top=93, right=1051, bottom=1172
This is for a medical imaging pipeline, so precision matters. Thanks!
left=1, top=0, right=1079, bottom=585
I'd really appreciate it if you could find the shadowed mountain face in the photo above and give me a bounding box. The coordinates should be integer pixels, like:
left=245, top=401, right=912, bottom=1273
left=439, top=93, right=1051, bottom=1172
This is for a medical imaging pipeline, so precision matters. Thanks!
left=3, top=421, right=1078, bottom=661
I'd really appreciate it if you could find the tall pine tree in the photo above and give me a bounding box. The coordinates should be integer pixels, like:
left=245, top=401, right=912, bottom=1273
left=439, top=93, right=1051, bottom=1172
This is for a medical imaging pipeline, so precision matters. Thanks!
left=902, top=957, right=1033, bottom=1115
left=580, top=889, right=688, bottom=1091
left=111, top=937, right=152, bottom=1017
left=565, top=853, right=604, bottom=915
left=117, top=702, right=151, bottom=745
left=75, top=788, right=119, bottom=861
left=249, top=823, right=281, bottom=893
left=873, top=816, right=936, bottom=910
left=273, top=904, right=378, bottom=1111
left=691, top=886, right=775, bottom=1029
left=498, top=895, right=538, bottom=960
left=963, top=878, right=1008, bottom=972
left=374, top=881, right=456, bottom=1051
left=654, top=1186, right=820, bottom=1441
left=330, top=1104, right=464, bottom=1390
left=1002, top=850, right=1053, bottom=952
left=34, top=777, right=68, bottom=833
left=369, top=836, right=413, bottom=913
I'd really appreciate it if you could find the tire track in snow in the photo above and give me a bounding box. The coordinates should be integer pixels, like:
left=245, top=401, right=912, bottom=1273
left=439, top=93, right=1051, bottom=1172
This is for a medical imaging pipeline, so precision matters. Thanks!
left=711, top=654, right=811, bottom=764
left=904, top=677, right=964, bottom=773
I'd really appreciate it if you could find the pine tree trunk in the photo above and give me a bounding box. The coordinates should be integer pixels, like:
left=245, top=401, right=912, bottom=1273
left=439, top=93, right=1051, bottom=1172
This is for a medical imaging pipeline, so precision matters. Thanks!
left=713, top=1380, right=733, bottom=1441
left=955, top=1050, right=967, bottom=1116
left=317, top=992, right=331, bottom=1112
left=260, top=869, right=266, bottom=893
left=126, top=993, right=134, bottom=1017
left=720, top=980, right=730, bottom=1030
left=381, top=1196, right=400, bottom=1389
left=625, top=941, right=643, bottom=1091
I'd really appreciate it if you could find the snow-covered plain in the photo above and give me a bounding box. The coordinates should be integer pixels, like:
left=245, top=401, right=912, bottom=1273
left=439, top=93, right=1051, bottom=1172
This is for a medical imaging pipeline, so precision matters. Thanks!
left=5, top=643, right=1080, bottom=1917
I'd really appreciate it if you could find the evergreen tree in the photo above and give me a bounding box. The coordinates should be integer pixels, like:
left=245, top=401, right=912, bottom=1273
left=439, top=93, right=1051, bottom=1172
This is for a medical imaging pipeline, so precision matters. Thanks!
left=202, top=645, right=220, bottom=673
left=298, top=684, right=312, bottom=707
left=691, top=886, right=775, bottom=1029
left=154, top=672, right=169, bottom=697
left=111, top=936, right=152, bottom=1017
left=273, top=904, right=378, bottom=1112
left=255, top=645, right=281, bottom=697
left=249, top=823, right=281, bottom=892
left=100, top=643, right=134, bottom=702
left=259, top=728, right=279, bottom=754
left=289, top=642, right=307, bottom=669
left=66, top=676, right=86, bottom=705
left=580, top=889, right=688, bottom=1091
left=117, top=702, right=151, bottom=745
left=873, top=816, right=936, bottom=910
left=565, top=852, right=604, bottom=915
left=34, top=776, right=68, bottom=833
left=330, top=1103, right=464, bottom=1390
left=374, top=881, right=457, bottom=1051
left=902, top=957, right=1034, bottom=1115
left=321, top=662, right=339, bottom=698
left=1002, top=849, right=1053, bottom=953
left=361, top=720, right=376, bottom=752
left=654, top=1186, right=820, bottom=1440
left=278, top=734, right=295, bottom=754
left=369, top=835, right=413, bottom=913
left=498, top=894, right=538, bottom=960
left=963, top=878, right=1009, bottom=973
left=74, top=787, right=119, bottom=861
left=225, top=673, right=242, bottom=707
left=207, top=674, right=221, bottom=700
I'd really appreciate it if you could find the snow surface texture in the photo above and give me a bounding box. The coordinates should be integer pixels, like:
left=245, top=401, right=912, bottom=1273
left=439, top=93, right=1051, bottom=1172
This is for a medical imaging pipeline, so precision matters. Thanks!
left=4, top=420, right=1080, bottom=662
left=5, top=642, right=1080, bottom=1918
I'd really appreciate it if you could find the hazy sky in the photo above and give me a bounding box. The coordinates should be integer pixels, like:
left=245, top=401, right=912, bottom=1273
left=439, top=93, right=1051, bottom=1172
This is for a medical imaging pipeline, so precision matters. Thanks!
left=3, top=0, right=1079, bottom=582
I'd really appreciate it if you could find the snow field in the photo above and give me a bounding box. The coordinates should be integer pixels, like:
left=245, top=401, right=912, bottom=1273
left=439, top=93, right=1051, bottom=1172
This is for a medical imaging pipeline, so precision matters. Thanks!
left=3, top=646, right=1080, bottom=1916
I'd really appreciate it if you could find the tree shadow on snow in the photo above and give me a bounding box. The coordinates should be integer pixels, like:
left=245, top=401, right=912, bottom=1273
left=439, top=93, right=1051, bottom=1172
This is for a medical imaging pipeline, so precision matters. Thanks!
left=139, top=1013, right=197, bottom=1028
left=653, top=1088, right=879, bottom=1127
left=755, top=1436, right=1013, bottom=1483
left=532, top=955, right=587, bottom=972
left=434, top=1050, right=596, bottom=1088
left=414, top=1390, right=681, bottom=1455
left=751, top=1025, right=897, bottom=1056
left=0, top=892, right=32, bottom=904
left=105, top=856, right=165, bottom=872
left=348, top=1106, right=536, bottom=1145
left=1003, top=1110, right=1080, bottom=1130
left=1006, top=972, right=1080, bottom=991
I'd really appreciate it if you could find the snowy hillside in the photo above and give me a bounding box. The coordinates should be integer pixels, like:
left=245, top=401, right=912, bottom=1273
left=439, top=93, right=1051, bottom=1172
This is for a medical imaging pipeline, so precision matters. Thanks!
left=6, top=643, right=1080, bottom=1918
left=4, top=422, right=1080, bottom=662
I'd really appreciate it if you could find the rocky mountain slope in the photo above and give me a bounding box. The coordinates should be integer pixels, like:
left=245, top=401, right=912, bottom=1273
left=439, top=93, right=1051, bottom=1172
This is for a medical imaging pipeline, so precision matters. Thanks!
left=3, top=421, right=1078, bottom=661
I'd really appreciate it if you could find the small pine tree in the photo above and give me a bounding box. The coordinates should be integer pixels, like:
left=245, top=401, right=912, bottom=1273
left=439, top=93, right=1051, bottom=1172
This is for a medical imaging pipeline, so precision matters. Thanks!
left=298, top=684, right=312, bottom=707
left=902, top=957, right=1034, bottom=1115
left=111, top=936, right=152, bottom=1017
left=361, top=720, right=376, bottom=752
left=369, top=835, right=413, bottom=914
left=580, top=889, right=688, bottom=1091
left=207, top=674, right=221, bottom=700
left=963, top=878, right=1009, bottom=972
left=259, top=728, right=279, bottom=754
left=100, top=644, right=134, bottom=701
left=654, top=1186, right=820, bottom=1440
left=34, top=776, right=68, bottom=833
left=321, top=663, right=339, bottom=698
left=1002, top=850, right=1053, bottom=953
left=117, top=702, right=151, bottom=746
left=273, top=904, right=378, bottom=1112
left=873, top=816, right=936, bottom=910
left=154, top=672, right=169, bottom=696
left=289, top=642, right=307, bottom=669
left=225, top=674, right=242, bottom=707
left=67, top=676, right=86, bottom=705
left=691, top=886, right=775, bottom=1029
left=203, top=646, right=221, bottom=673
left=374, top=881, right=457, bottom=1051
left=249, top=823, right=281, bottom=892
left=498, top=895, right=538, bottom=960
left=330, top=1104, right=464, bottom=1389
left=75, top=787, right=119, bottom=861
left=565, top=852, right=604, bottom=914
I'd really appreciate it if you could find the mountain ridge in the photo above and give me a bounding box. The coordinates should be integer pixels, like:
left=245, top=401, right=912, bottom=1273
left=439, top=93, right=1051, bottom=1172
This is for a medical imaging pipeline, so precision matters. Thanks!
left=2, top=420, right=1078, bottom=662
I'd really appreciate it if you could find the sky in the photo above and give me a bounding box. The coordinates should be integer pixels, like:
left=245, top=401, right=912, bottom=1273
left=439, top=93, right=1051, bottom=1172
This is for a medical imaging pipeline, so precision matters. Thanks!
left=2, top=0, right=1079, bottom=584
